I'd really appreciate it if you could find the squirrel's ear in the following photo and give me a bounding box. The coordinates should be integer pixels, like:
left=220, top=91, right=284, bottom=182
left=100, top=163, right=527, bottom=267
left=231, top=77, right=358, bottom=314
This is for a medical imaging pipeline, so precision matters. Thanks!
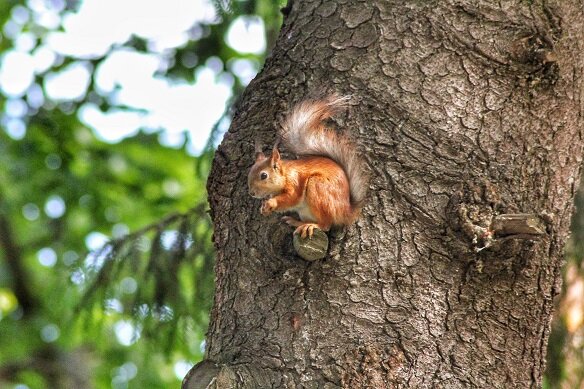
left=270, top=144, right=281, bottom=168
left=254, top=140, right=265, bottom=161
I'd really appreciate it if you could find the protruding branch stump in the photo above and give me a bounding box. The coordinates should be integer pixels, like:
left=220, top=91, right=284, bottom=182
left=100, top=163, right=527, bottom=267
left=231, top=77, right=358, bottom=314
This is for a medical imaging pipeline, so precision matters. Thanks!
left=490, top=213, right=546, bottom=238
left=292, top=229, right=328, bottom=261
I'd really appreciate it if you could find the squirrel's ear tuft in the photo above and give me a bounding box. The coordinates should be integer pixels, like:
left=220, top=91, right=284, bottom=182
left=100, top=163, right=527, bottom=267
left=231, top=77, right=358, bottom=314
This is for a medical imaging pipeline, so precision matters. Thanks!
left=255, top=140, right=265, bottom=161
left=271, top=143, right=281, bottom=168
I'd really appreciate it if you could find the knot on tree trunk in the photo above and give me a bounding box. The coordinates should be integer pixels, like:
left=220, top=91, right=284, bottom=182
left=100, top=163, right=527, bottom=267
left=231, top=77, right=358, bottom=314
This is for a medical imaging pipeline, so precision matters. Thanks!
left=292, top=228, right=329, bottom=261
left=447, top=181, right=548, bottom=253
left=182, top=360, right=278, bottom=389
left=182, top=360, right=219, bottom=389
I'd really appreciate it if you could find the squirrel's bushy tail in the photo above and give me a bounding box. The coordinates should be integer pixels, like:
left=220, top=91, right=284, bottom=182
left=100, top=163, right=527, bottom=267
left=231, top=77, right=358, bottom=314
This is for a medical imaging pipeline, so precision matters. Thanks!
left=280, top=95, right=368, bottom=210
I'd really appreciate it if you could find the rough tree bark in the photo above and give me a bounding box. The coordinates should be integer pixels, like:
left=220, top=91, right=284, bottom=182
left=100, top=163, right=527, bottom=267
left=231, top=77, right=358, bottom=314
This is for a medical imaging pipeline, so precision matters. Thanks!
left=184, top=1, right=584, bottom=387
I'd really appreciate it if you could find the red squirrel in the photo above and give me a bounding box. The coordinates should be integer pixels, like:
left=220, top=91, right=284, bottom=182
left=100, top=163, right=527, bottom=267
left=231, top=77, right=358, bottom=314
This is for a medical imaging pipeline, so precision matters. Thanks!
left=248, top=95, right=368, bottom=238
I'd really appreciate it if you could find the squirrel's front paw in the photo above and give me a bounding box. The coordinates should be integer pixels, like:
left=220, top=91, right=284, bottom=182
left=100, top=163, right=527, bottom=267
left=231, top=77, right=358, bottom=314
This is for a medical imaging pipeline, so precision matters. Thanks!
left=261, top=198, right=277, bottom=216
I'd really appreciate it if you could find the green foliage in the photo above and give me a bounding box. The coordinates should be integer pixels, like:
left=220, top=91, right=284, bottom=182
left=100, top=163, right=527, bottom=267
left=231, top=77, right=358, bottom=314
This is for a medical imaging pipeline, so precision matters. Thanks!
left=544, top=179, right=584, bottom=388
left=0, top=0, right=283, bottom=387
left=0, top=117, right=215, bottom=387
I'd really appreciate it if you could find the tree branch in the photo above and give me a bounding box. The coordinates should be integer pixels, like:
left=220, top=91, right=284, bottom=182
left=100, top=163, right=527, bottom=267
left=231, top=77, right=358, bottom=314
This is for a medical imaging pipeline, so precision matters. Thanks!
left=0, top=205, right=39, bottom=316
left=490, top=213, right=546, bottom=237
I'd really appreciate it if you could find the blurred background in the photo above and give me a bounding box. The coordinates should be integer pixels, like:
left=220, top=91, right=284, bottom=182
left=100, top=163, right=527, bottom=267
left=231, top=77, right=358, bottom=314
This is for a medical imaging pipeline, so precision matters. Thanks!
left=0, top=1, right=581, bottom=388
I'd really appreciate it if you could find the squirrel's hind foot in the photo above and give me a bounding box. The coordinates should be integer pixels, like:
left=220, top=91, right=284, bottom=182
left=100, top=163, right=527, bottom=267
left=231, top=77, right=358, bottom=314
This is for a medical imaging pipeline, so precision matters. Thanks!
left=294, top=223, right=320, bottom=239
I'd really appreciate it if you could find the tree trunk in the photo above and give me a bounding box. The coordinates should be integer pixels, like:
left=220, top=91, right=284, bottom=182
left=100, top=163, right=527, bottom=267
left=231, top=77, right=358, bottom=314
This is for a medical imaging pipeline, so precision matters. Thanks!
left=184, top=1, right=584, bottom=387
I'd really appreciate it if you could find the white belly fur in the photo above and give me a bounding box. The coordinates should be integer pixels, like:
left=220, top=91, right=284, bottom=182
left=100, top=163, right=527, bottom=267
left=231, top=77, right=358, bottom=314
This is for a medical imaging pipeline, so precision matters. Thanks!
left=295, top=203, right=316, bottom=222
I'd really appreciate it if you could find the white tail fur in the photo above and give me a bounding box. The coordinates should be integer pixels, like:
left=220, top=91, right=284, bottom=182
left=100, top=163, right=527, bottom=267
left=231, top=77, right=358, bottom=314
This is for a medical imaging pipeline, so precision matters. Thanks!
left=279, top=95, right=368, bottom=208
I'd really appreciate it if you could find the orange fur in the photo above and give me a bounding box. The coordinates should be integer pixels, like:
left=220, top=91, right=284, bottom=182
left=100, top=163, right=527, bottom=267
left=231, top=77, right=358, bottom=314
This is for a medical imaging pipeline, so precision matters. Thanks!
left=248, top=96, right=367, bottom=238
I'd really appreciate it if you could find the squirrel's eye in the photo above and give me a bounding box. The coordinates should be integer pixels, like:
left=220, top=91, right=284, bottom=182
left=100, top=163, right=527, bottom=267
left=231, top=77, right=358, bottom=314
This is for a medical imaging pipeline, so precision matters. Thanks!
left=260, top=172, right=268, bottom=180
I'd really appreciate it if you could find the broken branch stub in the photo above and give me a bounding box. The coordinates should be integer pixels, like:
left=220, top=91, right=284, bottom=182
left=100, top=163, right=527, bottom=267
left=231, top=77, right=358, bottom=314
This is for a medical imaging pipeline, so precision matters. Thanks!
left=292, top=229, right=328, bottom=261
left=490, top=213, right=546, bottom=238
